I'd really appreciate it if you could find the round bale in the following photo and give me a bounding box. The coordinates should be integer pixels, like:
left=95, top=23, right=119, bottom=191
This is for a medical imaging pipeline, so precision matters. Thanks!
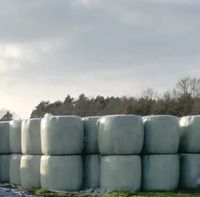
left=142, top=154, right=180, bottom=191
left=180, top=154, right=200, bottom=189
left=180, top=116, right=200, bottom=153
left=83, top=116, right=100, bottom=154
left=41, top=155, right=82, bottom=191
left=41, top=116, right=83, bottom=155
left=21, top=119, right=42, bottom=155
left=10, top=120, right=22, bottom=153
left=20, top=155, right=41, bottom=188
left=143, top=115, right=180, bottom=153
left=83, top=155, right=100, bottom=189
left=98, top=115, right=144, bottom=155
left=9, top=154, right=21, bottom=185
left=0, top=155, right=10, bottom=183
left=101, top=155, right=141, bottom=192
left=0, top=121, right=10, bottom=154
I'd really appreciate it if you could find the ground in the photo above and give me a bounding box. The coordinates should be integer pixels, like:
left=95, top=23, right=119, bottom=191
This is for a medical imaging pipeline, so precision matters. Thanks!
left=1, top=185, right=200, bottom=197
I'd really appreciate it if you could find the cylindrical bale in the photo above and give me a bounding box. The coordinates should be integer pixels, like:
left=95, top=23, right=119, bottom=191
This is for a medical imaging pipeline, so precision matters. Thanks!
left=83, top=155, right=100, bottom=189
left=101, top=155, right=141, bottom=192
left=41, top=155, right=82, bottom=191
left=0, top=155, right=9, bottom=183
left=0, top=121, right=10, bottom=154
left=20, top=155, right=41, bottom=188
left=179, top=116, right=200, bottom=153
left=83, top=116, right=100, bottom=154
left=143, top=115, right=180, bottom=153
left=21, top=119, right=42, bottom=155
left=9, top=154, right=21, bottom=185
left=98, top=115, right=144, bottom=155
left=41, top=116, right=83, bottom=155
left=180, top=154, right=200, bottom=189
left=142, top=155, right=180, bottom=191
left=10, top=120, right=22, bottom=153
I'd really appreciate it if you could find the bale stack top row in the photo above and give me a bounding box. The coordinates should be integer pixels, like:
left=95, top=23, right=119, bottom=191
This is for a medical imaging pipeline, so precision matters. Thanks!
left=0, top=114, right=200, bottom=155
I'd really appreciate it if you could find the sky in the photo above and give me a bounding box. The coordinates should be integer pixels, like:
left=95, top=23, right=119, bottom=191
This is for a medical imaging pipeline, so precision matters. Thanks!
left=0, top=0, right=200, bottom=118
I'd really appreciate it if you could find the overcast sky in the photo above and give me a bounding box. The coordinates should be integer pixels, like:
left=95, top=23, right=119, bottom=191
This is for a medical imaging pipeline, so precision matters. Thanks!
left=0, top=0, right=200, bottom=118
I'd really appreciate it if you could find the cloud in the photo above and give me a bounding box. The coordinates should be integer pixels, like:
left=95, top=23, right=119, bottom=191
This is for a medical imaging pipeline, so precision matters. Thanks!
left=0, top=0, right=200, bottom=118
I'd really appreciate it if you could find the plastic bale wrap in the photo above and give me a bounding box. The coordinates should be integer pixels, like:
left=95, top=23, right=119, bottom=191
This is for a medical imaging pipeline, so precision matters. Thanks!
left=101, top=155, right=141, bottom=192
left=9, top=154, right=21, bottom=185
left=0, top=121, right=10, bottom=154
left=143, top=115, right=180, bottom=153
left=98, top=115, right=144, bottom=155
left=20, top=155, right=41, bottom=188
left=83, top=155, right=100, bottom=189
left=10, top=120, right=21, bottom=153
left=0, top=155, right=9, bottom=183
left=142, top=155, right=179, bottom=191
left=83, top=116, right=100, bottom=154
left=180, top=154, right=200, bottom=189
left=41, top=116, right=83, bottom=155
left=179, top=116, right=200, bottom=153
left=41, top=155, right=82, bottom=191
left=21, top=119, right=42, bottom=155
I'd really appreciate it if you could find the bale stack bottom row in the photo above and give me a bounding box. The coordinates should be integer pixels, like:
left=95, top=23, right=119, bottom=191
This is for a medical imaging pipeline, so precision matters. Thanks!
left=0, top=114, right=200, bottom=192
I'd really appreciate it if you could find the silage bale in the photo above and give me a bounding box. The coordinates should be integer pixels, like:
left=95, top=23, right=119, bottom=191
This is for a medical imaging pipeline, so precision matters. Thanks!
left=41, top=116, right=83, bottom=155
left=180, top=154, right=200, bottom=189
left=10, top=120, right=21, bottom=153
left=21, top=119, right=42, bottom=155
left=41, top=155, right=82, bottom=191
left=98, top=115, right=144, bottom=155
left=101, top=155, right=141, bottom=192
left=83, top=116, right=100, bottom=154
left=143, top=115, right=180, bottom=153
left=142, top=155, right=179, bottom=191
left=9, top=154, right=21, bottom=185
left=83, top=155, right=100, bottom=189
left=179, top=116, right=200, bottom=153
left=0, top=155, right=9, bottom=183
left=0, top=121, right=10, bottom=154
left=20, top=155, right=41, bottom=188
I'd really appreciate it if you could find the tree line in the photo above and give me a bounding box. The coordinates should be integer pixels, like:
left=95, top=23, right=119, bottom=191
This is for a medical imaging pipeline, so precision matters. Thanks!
left=30, top=77, right=200, bottom=118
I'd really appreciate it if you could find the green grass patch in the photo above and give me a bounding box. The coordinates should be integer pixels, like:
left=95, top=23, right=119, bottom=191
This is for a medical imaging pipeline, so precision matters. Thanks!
left=27, top=189, right=200, bottom=197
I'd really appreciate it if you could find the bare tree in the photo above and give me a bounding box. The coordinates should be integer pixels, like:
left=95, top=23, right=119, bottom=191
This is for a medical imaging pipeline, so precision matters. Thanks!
left=175, top=77, right=200, bottom=99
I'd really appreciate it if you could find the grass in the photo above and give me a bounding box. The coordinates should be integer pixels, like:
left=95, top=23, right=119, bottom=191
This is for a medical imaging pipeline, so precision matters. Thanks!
left=27, top=189, right=200, bottom=197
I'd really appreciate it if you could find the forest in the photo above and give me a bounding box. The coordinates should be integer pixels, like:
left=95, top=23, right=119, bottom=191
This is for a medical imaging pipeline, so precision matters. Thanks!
left=30, top=77, right=200, bottom=118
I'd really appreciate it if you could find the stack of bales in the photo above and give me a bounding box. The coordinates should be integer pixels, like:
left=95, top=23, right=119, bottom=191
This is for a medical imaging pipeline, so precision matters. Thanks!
left=82, top=116, right=100, bottom=190
left=0, top=121, right=10, bottom=183
left=98, top=115, right=144, bottom=192
left=142, top=115, right=180, bottom=191
left=21, top=118, right=42, bottom=188
left=40, top=116, right=83, bottom=191
left=9, top=120, right=22, bottom=185
left=179, top=116, right=200, bottom=190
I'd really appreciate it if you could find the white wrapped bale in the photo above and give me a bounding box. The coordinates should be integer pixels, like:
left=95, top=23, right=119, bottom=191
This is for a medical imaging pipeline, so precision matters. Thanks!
left=21, top=119, right=42, bottom=155
left=83, top=116, right=100, bottom=154
left=180, top=116, right=200, bottom=153
left=180, top=154, right=200, bottom=189
left=143, top=115, right=180, bottom=153
left=0, top=121, right=10, bottom=154
left=101, top=155, right=141, bottom=192
left=0, top=155, right=9, bottom=183
left=20, top=155, right=41, bottom=188
left=83, top=155, right=100, bottom=189
left=10, top=120, right=21, bottom=153
left=41, top=116, right=83, bottom=155
left=41, top=155, right=82, bottom=191
left=9, top=154, right=21, bottom=185
left=142, top=155, right=179, bottom=191
left=98, top=115, right=144, bottom=155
